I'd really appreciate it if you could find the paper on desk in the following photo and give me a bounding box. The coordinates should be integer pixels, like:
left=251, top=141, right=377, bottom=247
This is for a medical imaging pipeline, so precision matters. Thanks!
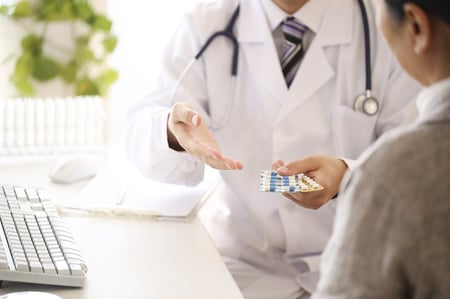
left=67, top=163, right=220, bottom=220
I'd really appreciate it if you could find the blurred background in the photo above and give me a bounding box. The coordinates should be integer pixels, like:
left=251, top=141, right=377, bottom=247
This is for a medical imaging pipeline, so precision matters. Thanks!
left=0, top=0, right=201, bottom=149
left=107, top=0, right=201, bottom=143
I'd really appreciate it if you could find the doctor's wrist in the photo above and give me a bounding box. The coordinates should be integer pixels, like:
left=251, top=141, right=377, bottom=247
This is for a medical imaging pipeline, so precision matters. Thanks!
left=167, top=127, right=185, bottom=152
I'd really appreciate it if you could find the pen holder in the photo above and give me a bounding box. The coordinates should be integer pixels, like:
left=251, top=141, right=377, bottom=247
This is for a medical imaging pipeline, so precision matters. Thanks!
left=0, top=96, right=107, bottom=156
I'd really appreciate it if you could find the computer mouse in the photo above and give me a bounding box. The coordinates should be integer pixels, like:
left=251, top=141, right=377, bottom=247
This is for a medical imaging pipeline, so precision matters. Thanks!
left=49, top=155, right=100, bottom=184
left=0, top=292, right=61, bottom=299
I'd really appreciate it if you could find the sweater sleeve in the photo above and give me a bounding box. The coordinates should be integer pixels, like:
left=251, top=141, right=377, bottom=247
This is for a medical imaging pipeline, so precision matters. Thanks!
left=311, top=162, right=410, bottom=299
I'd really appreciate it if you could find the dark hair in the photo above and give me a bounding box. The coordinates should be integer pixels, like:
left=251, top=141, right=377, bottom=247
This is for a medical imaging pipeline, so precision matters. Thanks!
left=385, top=0, right=450, bottom=26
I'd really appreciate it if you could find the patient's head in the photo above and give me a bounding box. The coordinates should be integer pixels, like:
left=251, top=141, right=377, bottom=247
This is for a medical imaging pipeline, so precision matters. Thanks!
left=375, top=0, right=450, bottom=86
left=384, top=0, right=450, bottom=25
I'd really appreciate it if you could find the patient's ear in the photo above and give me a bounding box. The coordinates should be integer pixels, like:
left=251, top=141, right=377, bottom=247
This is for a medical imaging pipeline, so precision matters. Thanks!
left=403, top=3, right=431, bottom=54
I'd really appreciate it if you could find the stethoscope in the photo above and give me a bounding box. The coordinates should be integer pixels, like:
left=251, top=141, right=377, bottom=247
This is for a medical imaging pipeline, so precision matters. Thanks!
left=353, top=0, right=379, bottom=116
left=172, top=0, right=379, bottom=130
left=171, top=5, right=240, bottom=130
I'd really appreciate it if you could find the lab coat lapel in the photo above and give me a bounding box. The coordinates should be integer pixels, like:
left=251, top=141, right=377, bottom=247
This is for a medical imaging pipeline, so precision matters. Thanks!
left=238, top=0, right=288, bottom=103
left=279, top=0, right=353, bottom=119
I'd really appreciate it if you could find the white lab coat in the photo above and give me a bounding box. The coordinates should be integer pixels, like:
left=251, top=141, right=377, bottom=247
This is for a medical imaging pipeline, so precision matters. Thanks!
left=126, top=0, right=420, bottom=295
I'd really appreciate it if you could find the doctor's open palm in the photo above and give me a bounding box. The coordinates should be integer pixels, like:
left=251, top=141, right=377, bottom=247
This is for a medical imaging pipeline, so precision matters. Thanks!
left=167, top=102, right=243, bottom=170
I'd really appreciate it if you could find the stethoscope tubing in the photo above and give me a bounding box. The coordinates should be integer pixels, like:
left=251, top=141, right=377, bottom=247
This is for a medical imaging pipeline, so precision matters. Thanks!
left=194, top=5, right=240, bottom=76
left=171, top=5, right=241, bottom=130
left=358, top=0, right=372, bottom=92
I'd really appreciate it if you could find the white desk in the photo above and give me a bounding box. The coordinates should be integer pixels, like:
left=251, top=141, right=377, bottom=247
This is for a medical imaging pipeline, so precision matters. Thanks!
left=0, top=157, right=244, bottom=299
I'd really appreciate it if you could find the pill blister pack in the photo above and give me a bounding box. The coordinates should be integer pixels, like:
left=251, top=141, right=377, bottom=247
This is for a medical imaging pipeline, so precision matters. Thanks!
left=259, top=170, right=324, bottom=193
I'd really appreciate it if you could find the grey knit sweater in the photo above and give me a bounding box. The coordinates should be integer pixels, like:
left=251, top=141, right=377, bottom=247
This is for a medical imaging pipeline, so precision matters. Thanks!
left=312, top=78, right=450, bottom=299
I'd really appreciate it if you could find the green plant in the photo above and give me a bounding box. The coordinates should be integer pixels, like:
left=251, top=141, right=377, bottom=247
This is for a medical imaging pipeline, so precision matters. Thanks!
left=0, top=0, right=119, bottom=97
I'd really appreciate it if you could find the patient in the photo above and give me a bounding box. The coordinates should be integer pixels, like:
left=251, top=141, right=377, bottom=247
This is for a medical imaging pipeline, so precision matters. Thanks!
left=311, top=0, right=450, bottom=298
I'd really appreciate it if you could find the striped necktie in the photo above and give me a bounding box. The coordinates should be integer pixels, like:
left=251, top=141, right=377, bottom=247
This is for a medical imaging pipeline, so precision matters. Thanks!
left=281, top=17, right=307, bottom=87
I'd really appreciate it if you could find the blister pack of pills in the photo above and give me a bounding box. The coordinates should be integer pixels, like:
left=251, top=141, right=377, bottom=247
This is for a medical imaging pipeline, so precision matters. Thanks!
left=259, top=170, right=324, bottom=193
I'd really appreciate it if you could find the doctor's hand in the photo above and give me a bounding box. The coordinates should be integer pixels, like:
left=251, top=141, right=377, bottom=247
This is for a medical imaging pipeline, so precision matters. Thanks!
left=167, top=102, right=243, bottom=170
left=272, top=155, right=348, bottom=209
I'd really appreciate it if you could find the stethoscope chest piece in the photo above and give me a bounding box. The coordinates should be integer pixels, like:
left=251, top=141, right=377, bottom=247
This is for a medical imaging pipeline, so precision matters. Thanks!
left=354, top=91, right=379, bottom=116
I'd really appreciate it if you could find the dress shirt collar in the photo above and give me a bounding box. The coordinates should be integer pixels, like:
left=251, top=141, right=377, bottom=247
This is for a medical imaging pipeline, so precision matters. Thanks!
left=259, top=0, right=330, bottom=33
left=416, top=77, right=450, bottom=124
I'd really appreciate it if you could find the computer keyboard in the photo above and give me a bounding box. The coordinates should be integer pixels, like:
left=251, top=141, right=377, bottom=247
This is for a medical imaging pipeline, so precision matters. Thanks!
left=0, top=185, right=87, bottom=287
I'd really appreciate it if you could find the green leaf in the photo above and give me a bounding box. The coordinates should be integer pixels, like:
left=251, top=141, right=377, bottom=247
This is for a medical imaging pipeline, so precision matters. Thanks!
left=12, top=52, right=34, bottom=81
left=13, top=78, right=35, bottom=96
left=96, top=69, right=119, bottom=96
left=21, top=34, right=42, bottom=56
left=78, top=48, right=95, bottom=62
left=40, top=2, right=58, bottom=20
left=0, top=5, right=9, bottom=15
left=91, top=14, right=112, bottom=32
left=76, top=77, right=100, bottom=96
left=61, top=61, right=77, bottom=83
left=32, top=56, right=60, bottom=81
left=61, top=2, right=75, bottom=19
left=103, top=35, right=118, bottom=53
left=10, top=52, right=35, bottom=96
left=76, top=36, right=90, bottom=48
left=75, top=2, right=94, bottom=22
left=98, top=69, right=119, bottom=87
left=13, top=1, right=32, bottom=18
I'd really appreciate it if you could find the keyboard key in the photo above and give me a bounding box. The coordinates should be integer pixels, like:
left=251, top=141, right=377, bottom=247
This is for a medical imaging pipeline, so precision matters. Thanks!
left=54, top=261, right=70, bottom=275
left=30, top=261, right=43, bottom=273
left=16, top=260, right=29, bottom=271
left=42, top=263, right=57, bottom=274
left=69, top=263, right=83, bottom=276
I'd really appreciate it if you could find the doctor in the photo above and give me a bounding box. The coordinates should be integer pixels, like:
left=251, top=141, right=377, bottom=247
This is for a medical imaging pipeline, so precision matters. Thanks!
left=126, top=0, right=420, bottom=298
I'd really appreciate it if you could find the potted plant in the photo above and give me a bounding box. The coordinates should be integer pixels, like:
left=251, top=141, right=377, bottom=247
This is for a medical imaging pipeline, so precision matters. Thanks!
left=0, top=0, right=118, bottom=97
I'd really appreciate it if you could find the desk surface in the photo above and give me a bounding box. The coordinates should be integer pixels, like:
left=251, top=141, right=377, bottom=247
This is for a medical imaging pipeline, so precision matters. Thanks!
left=0, top=157, right=244, bottom=299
